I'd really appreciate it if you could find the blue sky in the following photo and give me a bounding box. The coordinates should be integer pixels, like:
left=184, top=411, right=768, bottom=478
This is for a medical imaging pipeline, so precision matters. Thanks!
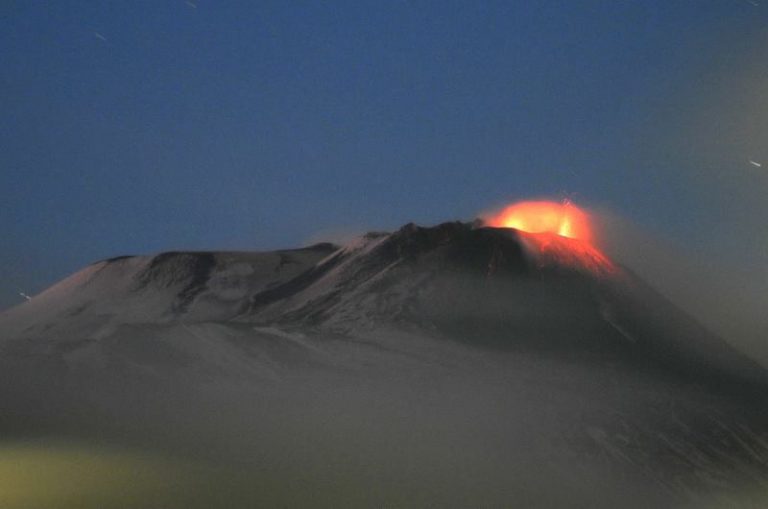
left=2, top=1, right=768, bottom=309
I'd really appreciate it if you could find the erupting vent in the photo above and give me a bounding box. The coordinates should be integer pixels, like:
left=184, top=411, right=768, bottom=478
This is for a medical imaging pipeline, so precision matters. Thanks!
left=483, top=200, right=614, bottom=274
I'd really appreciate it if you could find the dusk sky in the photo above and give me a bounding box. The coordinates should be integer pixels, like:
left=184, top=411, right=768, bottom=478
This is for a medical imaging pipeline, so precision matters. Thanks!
left=2, top=1, right=768, bottom=312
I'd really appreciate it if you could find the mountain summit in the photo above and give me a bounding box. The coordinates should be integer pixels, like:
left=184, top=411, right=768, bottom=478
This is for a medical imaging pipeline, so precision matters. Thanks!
left=3, top=221, right=761, bottom=387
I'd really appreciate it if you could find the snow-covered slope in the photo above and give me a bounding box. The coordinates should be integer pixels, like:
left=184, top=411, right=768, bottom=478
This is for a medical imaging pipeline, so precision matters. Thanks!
left=232, top=222, right=765, bottom=390
left=1, top=222, right=767, bottom=507
left=0, top=243, right=336, bottom=340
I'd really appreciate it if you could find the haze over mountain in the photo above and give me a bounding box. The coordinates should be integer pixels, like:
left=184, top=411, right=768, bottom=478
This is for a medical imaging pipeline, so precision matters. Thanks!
left=4, top=3, right=768, bottom=507
left=1, top=220, right=767, bottom=508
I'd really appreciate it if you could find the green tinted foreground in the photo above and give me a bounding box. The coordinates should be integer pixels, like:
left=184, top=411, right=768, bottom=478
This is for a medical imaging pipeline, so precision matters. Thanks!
left=0, top=443, right=236, bottom=509
left=2, top=441, right=768, bottom=509
left=0, top=442, right=365, bottom=509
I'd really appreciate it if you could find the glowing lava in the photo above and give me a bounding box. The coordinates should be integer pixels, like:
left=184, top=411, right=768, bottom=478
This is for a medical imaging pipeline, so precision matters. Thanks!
left=483, top=200, right=615, bottom=275
left=484, top=200, right=593, bottom=243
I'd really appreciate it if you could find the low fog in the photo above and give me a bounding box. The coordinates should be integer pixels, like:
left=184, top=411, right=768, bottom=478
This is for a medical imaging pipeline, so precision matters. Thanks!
left=595, top=210, right=768, bottom=368
left=0, top=324, right=759, bottom=509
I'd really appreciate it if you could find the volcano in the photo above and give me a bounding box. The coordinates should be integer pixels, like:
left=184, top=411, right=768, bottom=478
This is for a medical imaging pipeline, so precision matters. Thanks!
left=1, top=221, right=767, bottom=508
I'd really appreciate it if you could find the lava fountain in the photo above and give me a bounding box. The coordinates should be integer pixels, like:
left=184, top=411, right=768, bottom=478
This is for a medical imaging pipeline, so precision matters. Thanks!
left=484, top=200, right=592, bottom=242
left=483, top=200, right=615, bottom=274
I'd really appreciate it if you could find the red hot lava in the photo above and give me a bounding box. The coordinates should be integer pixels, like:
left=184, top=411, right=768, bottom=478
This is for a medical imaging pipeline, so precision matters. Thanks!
left=483, top=200, right=615, bottom=274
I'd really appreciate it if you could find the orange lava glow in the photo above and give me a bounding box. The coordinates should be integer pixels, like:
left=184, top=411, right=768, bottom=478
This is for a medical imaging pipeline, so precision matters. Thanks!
left=484, top=200, right=593, bottom=243
left=483, top=200, right=615, bottom=275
